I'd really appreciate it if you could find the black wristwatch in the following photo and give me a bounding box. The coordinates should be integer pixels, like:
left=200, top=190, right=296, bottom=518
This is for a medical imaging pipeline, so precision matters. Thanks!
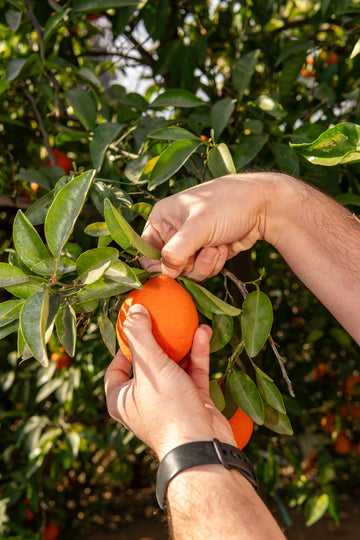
left=156, top=438, right=258, bottom=509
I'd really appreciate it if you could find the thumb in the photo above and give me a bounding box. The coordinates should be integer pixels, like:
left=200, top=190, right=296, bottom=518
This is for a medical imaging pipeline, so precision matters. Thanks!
left=124, top=304, right=170, bottom=370
left=161, top=219, right=206, bottom=278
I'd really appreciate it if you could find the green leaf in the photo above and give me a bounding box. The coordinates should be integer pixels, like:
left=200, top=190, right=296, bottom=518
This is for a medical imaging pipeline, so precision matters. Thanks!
left=31, top=257, right=76, bottom=277
left=99, top=314, right=116, bottom=356
left=25, top=189, right=56, bottom=226
left=208, top=143, right=236, bottom=177
left=66, top=432, right=81, bottom=458
left=233, top=50, right=260, bottom=100
left=210, top=313, right=234, bottom=353
left=279, top=52, right=307, bottom=98
left=36, top=378, right=63, bottom=403
left=229, top=370, right=264, bottom=424
left=271, top=142, right=300, bottom=176
left=5, top=281, right=46, bottom=299
left=148, top=126, right=199, bottom=141
left=150, top=89, right=205, bottom=108
left=5, top=53, right=38, bottom=82
left=211, top=99, right=235, bottom=140
left=275, top=41, right=312, bottom=66
left=5, top=9, right=22, bottom=32
left=104, top=260, right=143, bottom=289
left=209, top=380, right=225, bottom=412
left=20, top=290, right=49, bottom=367
left=131, top=202, right=153, bottom=219
left=0, top=299, right=24, bottom=326
left=179, top=277, right=241, bottom=317
left=233, top=134, right=268, bottom=169
left=305, top=493, right=329, bottom=527
left=84, top=222, right=110, bottom=237
left=0, top=320, right=18, bottom=340
left=43, top=8, right=71, bottom=50
left=45, top=170, right=95, bottom=258
left=13, top=211, right=50, bottom=268
left=90, top=122, right=123, bottom=171
left=254, top=364, right=286, bottom=414
left=263, top=402, right=293, bottom=435
left=255, top=95, right=285, bottom=118
left=65, top=89, right=97, bottom=131
left=74, top=276, right=136, bottom=303
left=76, top=247, right=119, bottom=284
left=55, top=305, right=77, bottom=357
left=148, top=139, right=203, bottom=190
left=336, top=193, right=360, bottom=207
left=241, top=290, right=273, bottom=357
left=290, top=122, right=360, bottom=166
left=73, top=0, right=139, bottom=11
left=104, top=199, right=161, bottom=259
left=0, top=263, right=31, bottom=287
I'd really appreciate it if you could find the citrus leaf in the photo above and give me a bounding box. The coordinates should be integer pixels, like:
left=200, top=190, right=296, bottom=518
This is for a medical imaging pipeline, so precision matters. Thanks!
left=25, top=189, right=56, bottom=226
left=241, top=290, right=273, bottom=357
left=209, top=380, right=225, bottom=412
left=55, top=305, right=77, bottom=357
left=90, top=122, right=123, bottom=171
left=0, top=320, right=18, bottom=339
left=74, top=276, right=136, bottom=303
left=211, top=98, right=235, bottom=140
left=234, top=134, right=268, bottom=169
left=0, top=263, right=32, bottom=287
left=31, top=257, right=76, bottom=277
left=104, top=260, right=142, bottom=289
left=228, top=370, right=264, bottom=424
left=254, top=364, right=286, bottom=414
left=263, top=402, right=293, bottom=435
left=233, top=49, right=260, bottom=100
left=5, top=9, right=22, bottom=32
left=0, top=299, right=24, bottom=326
left=43, top=8, right=71, bottom=50
left=5, top=53, right=38, bottom=82
left=104, top=199, right=161, bottom=259
left=65, top=89, right=97, bottom=131
left=208, top=143, right=236, bottom=177
left=279, top=53, right=307, bottom=98
left=36, top=378, right=63, bottom=403
left=179, top=277, right=241, bottom=317
left=148, top=126, right=200, bottom=140
left=84, top=222, right=110, bottom=237
left=76, top=247, right=119, bottom=285
left=290, top=122, right=360, bottom=166
left=5, top=281, right=46, bottom=299
left=13, top=211, right=50, bottom=269
left=305, top=494, right=329, bottom=527
left=20, top=290, right=50, bottom=367
left=99, top=314, right=116, bottom=356
left=73, top=0, right=139, bottom=11
left=45, top=170, right=95, bottom=258
left=148, top=139, right=203, bottom=190
left=210, top=313, right=234, bottom=353
left=150, top=89, right=205, bottom=108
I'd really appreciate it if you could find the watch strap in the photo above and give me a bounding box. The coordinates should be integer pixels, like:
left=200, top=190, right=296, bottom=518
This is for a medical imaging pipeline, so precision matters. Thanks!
left=156, top=438, right=258, bottom=509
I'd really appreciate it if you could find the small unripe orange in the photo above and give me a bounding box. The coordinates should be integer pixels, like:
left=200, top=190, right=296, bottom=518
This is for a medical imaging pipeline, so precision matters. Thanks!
left=116, top=275, right=199, bottom=363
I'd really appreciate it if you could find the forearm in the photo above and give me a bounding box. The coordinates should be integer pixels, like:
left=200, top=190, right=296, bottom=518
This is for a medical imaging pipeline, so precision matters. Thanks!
left=167, top=465, right=285, bottom=539
left=264, top=174, right=360, bottom=343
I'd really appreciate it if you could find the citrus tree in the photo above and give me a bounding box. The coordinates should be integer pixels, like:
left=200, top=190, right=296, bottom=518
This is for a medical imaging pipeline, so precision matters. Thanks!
left=1, top=0, right=360, bottom=537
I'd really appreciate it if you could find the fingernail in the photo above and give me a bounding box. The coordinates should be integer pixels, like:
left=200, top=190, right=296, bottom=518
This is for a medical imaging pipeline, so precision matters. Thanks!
left=127, top=304, right=147, bottom=317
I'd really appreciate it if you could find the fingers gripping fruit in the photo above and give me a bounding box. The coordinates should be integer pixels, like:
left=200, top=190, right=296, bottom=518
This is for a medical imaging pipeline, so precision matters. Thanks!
left=116, top=275, right=199, bottom=363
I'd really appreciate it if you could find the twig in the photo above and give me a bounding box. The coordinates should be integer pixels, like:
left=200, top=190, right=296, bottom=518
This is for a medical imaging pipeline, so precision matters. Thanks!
left=19, top=85, right=55, bottom=166
left=221, top=268, right=295, bottom=396
left=24, top=0, right=44, bottom=61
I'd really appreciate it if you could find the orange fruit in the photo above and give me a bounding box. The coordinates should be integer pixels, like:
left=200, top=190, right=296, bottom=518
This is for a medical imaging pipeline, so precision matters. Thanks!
left=50, top=352, right=72, bottom=370
left=327, top=52, right=338, bottom=65
left=311, top=363, right=330, bottom=381
left=44, top=523, right=60, bottom=540
left=321, top=411, right=335, bottom=435
left=333, top=431, right=353, bottom=455
left=46, top=149, right=72, bottom=175
left=116, top=275, right=199, bottom=363
left=228, top=407, right=254, bottom=450
left=340, top=402, right=360, bottom=422
left=343, top=374, right=360, bottom=396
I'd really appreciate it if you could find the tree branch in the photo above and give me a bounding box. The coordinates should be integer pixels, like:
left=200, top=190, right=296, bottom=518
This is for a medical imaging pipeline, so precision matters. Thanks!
left=221, top=268, right=295, bottom=396
left=24, top=0, right=44, bottom=61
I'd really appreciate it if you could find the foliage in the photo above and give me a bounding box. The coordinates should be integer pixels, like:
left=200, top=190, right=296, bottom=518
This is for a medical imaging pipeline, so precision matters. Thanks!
left=1, top=0, right=360, bottom=536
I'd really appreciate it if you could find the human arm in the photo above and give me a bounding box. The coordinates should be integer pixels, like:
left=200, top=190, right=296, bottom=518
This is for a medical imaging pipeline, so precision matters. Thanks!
left=141, top=172, right=360, bottom=344
left=104, top=304, right=285, bottom=539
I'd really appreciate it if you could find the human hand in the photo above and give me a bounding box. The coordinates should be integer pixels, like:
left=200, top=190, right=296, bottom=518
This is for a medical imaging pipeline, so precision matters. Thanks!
left=104, top=304, right=236, bottom=460
left=141, top=172, right=286, bottom=281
